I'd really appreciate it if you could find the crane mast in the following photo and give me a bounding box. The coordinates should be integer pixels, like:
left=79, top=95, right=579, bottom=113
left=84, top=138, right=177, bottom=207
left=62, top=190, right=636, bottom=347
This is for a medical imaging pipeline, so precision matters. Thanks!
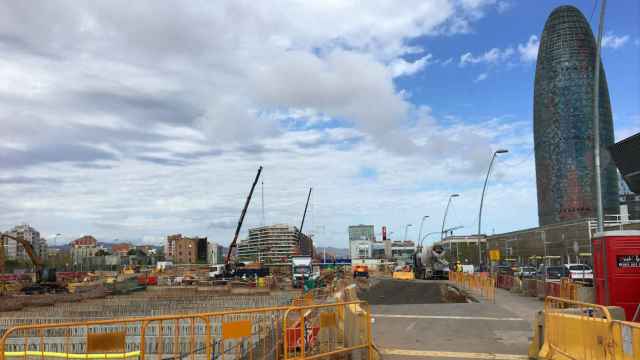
left=224, top=166, right=263, bottom=270
left=299, top=187, right=312, bottom=234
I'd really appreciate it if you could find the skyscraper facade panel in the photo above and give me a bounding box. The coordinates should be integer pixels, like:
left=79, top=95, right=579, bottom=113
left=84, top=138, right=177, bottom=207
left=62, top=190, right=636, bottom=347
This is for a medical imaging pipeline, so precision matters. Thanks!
left=533, top=5, right=618, bottom=226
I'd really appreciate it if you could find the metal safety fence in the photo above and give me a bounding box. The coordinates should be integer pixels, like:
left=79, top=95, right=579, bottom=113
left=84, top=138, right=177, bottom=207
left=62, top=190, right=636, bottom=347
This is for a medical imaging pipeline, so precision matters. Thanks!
left=448, top=272, right=495, bottom=303
left=495, top=275, right=581, bottom=302
left=538, top=296, right=640, bottom=360
left=283, top=301, right=373, bottom=360
left=1, top=300, right=374, bottom=360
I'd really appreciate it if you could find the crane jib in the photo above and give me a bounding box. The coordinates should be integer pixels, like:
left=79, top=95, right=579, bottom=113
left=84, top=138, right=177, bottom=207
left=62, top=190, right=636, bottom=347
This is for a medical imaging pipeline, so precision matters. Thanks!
left=224, top=166, right=263, bottom=267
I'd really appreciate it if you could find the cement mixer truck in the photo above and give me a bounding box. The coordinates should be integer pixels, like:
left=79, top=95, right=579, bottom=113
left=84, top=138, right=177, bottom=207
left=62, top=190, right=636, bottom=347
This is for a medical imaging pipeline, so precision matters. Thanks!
left=414, top=244, right=450, bottom=280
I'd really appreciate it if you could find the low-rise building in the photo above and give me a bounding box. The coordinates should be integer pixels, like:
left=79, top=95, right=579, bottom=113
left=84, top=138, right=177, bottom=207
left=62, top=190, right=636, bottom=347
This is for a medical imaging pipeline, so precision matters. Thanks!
left=165, top=234, right=181, bottom=258
left=237, top=224, right=313, bottom=266
left=349, top=240, right=371, bottom=259
left=486, top=216, right=640, bottom=267
left=111, top=243, right=131, bottom=256
left=170, top=235, right=208, bottom=264
left=439, top=235, right=486, bottom=265
left=390, top=240, right=415, bottom=261
left=208, top=242, right=224, bottom=265
left=371, top=242, right=386, bottom=259
left=70, top=235, right=98, bottom=266
left=4, top=224, right=47, bottom=261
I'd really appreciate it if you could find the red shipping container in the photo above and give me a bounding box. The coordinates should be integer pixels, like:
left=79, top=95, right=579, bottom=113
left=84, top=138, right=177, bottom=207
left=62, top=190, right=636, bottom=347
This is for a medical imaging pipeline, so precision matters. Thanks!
left=592, top=230, right=640, bottom=321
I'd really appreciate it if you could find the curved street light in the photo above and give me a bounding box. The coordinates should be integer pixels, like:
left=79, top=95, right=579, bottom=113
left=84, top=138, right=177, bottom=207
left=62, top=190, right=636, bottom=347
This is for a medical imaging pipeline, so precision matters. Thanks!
left=404, top=224, right=413, bottom=242
left=417, top=215, right=429, bottom=251
left=441, top=194, right=459, bottom=241
left=477, top=149, right=508, bottom=265
left=419, top=231, right=441, bottom=249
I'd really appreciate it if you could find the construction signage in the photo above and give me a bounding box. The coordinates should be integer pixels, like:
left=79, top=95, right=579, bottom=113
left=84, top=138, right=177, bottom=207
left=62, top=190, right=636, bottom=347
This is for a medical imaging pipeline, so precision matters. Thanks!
left=489, top=249, right=501, bottom=261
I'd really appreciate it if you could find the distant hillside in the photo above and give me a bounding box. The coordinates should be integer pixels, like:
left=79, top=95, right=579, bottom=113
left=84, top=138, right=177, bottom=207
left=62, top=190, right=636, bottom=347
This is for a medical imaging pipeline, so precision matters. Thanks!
left=315, top=246, right=349, bottom=258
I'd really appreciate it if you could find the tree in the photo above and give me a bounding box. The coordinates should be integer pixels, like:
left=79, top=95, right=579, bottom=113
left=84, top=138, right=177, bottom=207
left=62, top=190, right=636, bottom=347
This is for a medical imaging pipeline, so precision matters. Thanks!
left=95, top=249, right=110, bottom=256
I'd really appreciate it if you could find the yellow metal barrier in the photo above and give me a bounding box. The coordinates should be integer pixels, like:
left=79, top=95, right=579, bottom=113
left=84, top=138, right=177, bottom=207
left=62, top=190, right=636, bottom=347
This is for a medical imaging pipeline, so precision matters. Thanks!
left=283, top=300, right=373, bottom=360
left=558, top=278, right=579, bottom=301
left=448, top=272, right=495, bottom=303
left=1, top=306, right=289, bottom=360
left=392, top=271, right=415, bottom=280
left=538, top=296, right=640, bottom=359
left=611, top=320, right=640, bottom=360
left=3, top=351, right=140, bottom=359
left=1, top=300, right=374, bottom=360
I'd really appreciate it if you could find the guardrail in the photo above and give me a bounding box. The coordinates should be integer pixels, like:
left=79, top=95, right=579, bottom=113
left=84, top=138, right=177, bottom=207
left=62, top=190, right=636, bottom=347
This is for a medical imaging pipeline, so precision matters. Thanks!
left=448, top=272, right=495, bottom=303
left=1, top=300, right=374, bottom=360
left=538, top=296, right=640, bottom=359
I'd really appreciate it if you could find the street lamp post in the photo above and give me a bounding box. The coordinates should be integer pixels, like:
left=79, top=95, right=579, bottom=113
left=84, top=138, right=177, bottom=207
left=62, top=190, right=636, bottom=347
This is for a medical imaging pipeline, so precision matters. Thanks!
left=53, top=233, right=62, bottom=268
left=417, top=216, right=429, bottom=251
left=477, top=149, right=508, bottom=265
left=404, top=224, right=413, bottom=242
left=441, top=194, right=459, bottom=245
left=419, top=231, right=441, bottom=249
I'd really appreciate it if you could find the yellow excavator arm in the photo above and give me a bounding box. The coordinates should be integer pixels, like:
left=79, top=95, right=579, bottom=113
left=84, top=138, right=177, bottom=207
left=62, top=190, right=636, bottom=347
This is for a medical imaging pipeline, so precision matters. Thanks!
left=0, top=233, right=44, bottom=275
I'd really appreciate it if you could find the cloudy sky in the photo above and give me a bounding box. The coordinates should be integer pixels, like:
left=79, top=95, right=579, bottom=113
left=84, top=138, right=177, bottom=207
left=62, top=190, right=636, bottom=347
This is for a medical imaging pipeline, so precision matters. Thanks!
left=1, top=0, right=638, bottom=247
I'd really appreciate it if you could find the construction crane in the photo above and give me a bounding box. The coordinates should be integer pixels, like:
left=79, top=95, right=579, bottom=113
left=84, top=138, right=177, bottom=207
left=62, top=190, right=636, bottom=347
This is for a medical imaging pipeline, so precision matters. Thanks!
left=224, top=166, right=263, bottom=275
left=299, top=187, right=312, bottom=234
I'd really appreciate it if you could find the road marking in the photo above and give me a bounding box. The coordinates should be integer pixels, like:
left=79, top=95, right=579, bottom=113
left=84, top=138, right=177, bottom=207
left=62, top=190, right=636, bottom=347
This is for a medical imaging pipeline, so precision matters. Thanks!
left=373, top=314, right=524, bottom=321
left=380, top=348, right=529, bottom=359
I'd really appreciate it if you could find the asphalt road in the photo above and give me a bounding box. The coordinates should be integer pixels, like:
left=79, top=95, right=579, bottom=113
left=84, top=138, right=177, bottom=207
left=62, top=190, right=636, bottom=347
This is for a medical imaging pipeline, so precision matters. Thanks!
left=364, top=279, right=532, bottom=359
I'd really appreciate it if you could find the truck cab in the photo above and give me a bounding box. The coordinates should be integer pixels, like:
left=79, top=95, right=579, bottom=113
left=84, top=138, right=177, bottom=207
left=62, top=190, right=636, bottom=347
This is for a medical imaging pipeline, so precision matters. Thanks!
left=208, top=264, right=225, bottom=279
left=291, top=256, right=312, bottom=288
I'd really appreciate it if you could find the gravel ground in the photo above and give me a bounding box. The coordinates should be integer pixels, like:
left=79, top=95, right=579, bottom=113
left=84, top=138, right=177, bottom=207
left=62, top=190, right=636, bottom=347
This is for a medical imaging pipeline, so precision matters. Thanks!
left=358, top=278, right=467, bottom=305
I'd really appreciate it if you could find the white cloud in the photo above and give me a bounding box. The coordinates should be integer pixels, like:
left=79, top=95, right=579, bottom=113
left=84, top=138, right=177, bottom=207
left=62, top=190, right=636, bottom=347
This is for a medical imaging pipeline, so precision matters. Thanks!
left=459, top=47, right=514, bottom=66
left=0, top=0, right=529, bottom=246
left=474, top=72, right=488, bottom=82
left=390, top=54, right=433, bottom=77
left=517, top=35, right=539, bottom=62
left=496, top=1, right=511, bottom=14
left=602, top=32, right=630, bottom=49
left=441, top=57, right=454, bottom=66
left=460, top=35, right=538, bottom=68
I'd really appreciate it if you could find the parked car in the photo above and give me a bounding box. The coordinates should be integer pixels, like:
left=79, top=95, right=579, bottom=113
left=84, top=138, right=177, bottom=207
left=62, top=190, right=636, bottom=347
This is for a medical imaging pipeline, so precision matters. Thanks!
left=515, top=266, right=537, bottom=278
left=564, top=264, right=593, bottom=285
left=537, top=265, right=568, bottom=282
left=494, top=265, right=514, bottom=276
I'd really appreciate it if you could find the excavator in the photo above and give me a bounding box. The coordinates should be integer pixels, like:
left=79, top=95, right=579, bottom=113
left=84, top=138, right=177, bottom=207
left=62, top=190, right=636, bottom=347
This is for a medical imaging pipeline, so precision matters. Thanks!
left=0, top=233, right=65, bottom=294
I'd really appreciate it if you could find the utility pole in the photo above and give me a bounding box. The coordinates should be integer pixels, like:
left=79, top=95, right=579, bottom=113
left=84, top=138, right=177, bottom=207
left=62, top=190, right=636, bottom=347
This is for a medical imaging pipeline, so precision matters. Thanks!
left=593, top=0, right=607, bottom=233
left=417, top=216, right=429, bottom=252
left=593, top=0, right=609, bottom=305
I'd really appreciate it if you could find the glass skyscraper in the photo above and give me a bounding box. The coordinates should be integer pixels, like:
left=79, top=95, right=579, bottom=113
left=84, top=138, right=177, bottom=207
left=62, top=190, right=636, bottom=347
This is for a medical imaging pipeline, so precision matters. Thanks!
left=533, top=5, right=618, bottom=226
